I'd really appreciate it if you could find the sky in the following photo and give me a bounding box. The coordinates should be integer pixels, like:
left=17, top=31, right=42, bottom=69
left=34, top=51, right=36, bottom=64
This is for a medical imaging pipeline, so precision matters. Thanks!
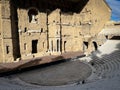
left=106, top=0, right=120, bottom=21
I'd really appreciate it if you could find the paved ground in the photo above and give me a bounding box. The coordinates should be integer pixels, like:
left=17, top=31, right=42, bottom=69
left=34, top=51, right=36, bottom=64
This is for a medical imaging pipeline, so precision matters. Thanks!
left=16, top=60, right=91, bottom=86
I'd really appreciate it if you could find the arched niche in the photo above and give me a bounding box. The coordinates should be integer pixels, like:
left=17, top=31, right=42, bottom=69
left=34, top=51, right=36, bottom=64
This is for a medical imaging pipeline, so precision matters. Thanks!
left=28, top=7, right=38, bottom=23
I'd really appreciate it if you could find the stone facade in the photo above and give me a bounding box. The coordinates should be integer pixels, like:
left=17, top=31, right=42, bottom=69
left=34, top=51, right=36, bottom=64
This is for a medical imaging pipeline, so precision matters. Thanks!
left=0, top=0, right=111, bottom=63
left=99, top=21, right=120, bottom=40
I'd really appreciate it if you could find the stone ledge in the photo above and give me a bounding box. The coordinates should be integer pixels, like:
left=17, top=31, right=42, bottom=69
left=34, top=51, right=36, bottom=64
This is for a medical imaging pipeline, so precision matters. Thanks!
left=0, top=51, right=85, bottom=75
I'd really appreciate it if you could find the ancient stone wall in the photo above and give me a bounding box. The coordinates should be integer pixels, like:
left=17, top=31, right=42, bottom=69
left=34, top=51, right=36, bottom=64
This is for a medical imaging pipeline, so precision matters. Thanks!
left=48, top=9, right=61, bottom=54
left=0, top=0, right=14, bottom=63
left=0, top=0, right=111, bottom=62
left=78, top=0, right=111, bottom=54
left=17, top=8, right=48, bottom=59
left=0, top=1, right=2, bottom=62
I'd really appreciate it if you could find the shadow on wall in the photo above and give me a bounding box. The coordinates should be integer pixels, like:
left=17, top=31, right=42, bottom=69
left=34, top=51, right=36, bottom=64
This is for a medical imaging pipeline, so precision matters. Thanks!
left=11, top=0, right=89, bottom=14
left=110, top=36, right=120, bottom=40
left=9, top=0, right=89, bottom=60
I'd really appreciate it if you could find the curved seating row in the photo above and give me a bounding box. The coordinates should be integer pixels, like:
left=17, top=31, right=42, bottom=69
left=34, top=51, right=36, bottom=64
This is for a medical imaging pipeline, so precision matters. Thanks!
left=89, top=51, right=120, bottom=78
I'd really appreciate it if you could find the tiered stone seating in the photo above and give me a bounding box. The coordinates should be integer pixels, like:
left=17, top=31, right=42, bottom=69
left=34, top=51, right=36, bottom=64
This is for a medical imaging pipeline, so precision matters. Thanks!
left=91, top=53, right=120, bottom=78
left=88, top=40, right=120, bottom=79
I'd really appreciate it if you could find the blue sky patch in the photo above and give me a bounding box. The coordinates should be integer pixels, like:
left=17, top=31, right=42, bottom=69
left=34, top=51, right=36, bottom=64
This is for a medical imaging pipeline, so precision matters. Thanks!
left=106, top=0, right=120, bottom=21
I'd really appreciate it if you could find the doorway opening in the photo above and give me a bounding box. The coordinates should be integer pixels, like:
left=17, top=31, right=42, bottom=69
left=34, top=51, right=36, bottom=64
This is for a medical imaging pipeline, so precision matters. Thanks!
left=83, top=41, right=88, bottom=52
left=93, top=41, right=98, bottom=50
left=32, top=40, right=38, bottom=53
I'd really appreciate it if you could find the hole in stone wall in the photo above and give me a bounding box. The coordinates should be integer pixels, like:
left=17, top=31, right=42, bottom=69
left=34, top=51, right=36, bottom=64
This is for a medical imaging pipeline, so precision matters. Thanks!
left=6, top=45, right=10, bottom=54
left=41, top=28, right=43, bottom=32
left=105, top=35, right=108, bottom=39
left=24, top=27, right=27, bottom=32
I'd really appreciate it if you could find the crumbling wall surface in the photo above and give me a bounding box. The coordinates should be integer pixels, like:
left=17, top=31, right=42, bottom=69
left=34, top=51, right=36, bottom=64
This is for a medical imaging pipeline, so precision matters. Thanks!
left=17, top=8, right=48, bottom=59
left=85, top=0, right=111, bottom=35
left=48, top=9, right=60, bottom=37
left=0, top=1, right=14, bottom=63
left=76, top=0, right=111, bottom=54
left=16, top=0, right=111, bottom=57
left=61, top=13, right=80, bottom=52
left=80, top=0, right=111, bottom=36
left=0, top=1, right=1, bottom=35
left=0, top=0, right=111, bottom=63
left=60, top=0, right=111, bottom=54
left=48, top=9, right=61, bottom=54
left=0, top=2, right=3, bottom=62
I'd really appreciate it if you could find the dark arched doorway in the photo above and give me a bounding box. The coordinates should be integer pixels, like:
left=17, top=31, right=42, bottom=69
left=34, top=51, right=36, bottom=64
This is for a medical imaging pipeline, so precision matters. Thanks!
left=83, top=41, right=88, bottom=52
left=93, top=41, right=98, bottom=50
